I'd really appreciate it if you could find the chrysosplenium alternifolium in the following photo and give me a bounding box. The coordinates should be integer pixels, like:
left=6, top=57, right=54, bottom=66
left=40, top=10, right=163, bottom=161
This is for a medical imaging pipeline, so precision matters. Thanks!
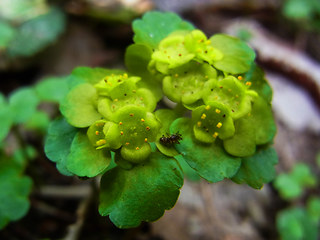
left=45, top=11, right=277, bottom=228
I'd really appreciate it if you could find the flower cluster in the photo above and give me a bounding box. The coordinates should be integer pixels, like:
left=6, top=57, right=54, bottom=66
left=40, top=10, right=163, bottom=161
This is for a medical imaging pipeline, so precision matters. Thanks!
left=45, top=11, right=278, bottom=229
left=60, top=73, right=160, bottom=166
left=145, top=28, right=275, bottom=158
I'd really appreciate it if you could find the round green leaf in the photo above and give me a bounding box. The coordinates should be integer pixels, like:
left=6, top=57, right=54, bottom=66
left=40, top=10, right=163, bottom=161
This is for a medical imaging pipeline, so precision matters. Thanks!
left=35, top=76, right=69, bottom=103
left=274, top=174, right=303, bottom=200
left=44, top=117, right=77, bottom=176
left=0, top=157, right=32, bottom=230
left=7, top=7, right=66, bottom=57
left=251, top=96, right=276, bottom=145
left=99, top=152, right=184, bottom=228
left=67, top=131, right=111, bottom=177
left=223, top=117, right=256, bottom=157
left=170, top=117, right=241, bottom=182
left=60, top=83, right=102, bottom=128
left=125, top=43, right=153, bottom=76
left=232, top=146, right=278, bottom=189
left=291, top=163, right=317, bottom=187
left=132, top=11, right=194, bottom=49
left=210, top=34, right=256, bottom=74
left=283, top=0, right=313, bottom=19
left=277, top=207, right=318, bottom=240
left=9, top=87, right=40, bottom=124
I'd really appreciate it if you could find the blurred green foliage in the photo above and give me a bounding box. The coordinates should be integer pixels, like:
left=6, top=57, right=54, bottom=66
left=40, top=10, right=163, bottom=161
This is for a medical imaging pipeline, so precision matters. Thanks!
left=283, top=0, right=320, bottom=31
left=0, top=75, right=69, bottom=229
left=0, top=0, right=65, bottom=58
left=274, top=160, right=320, bottom=240
left=274, top=163, right=317, bottom=200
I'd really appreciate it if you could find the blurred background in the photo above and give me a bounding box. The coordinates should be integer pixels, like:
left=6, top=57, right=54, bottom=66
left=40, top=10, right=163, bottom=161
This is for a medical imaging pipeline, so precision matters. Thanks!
left=0, top=0, right=319, bottom=239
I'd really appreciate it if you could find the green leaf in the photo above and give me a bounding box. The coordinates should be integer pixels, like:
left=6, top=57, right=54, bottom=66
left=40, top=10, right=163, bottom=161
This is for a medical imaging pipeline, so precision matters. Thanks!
left=125, top=44, right=163, bottom=101
left=0, top=21, right=16, bottom=49
left=170, top=117, right=241, bottom=182
left=283, top=0, right=313, bottom=19
left=9, top=87, right=40, bottom=124
left=251, top=96, right=276, bottom=145
left=45, top=117, right=77, bottom=176
left=232, top=146, right=278, bottom=189
left=132, top=11, right=194, bottom=49
left=291, top=163, right=317, bottom=187
left=307, top=196, right=320, bottom=222
left=70, top=67, right=125, bottom=86
left=274, top=163, right=317, bottom=200
left=175, top=154, right=200, bottom=181
left=244, top=63, right=273, bottom=103
left=99, top=152, right=183, bottom=228
left=274, top=174, right=303, bottom=200
left=274, top=163, right=317, bottom=199
left=60, top=83, right=102, bottom=128
left=277, top=207, right=318, bottom=240
left=0, top=175, right=32, bottom=229
left=125, top=43, right=153, bottom=76
left=35, top=76, right=69, bottom=103
left=0, top=156, right=32, bottom=229
left=210, top=34, right=256, bottom=74
left=67, top=131, right=111, bottom=177
left=7, top=7, right=65, bottom=57
left=223, top=117, right=256, bottom=157
left=24, top=110, right=50, bottom=132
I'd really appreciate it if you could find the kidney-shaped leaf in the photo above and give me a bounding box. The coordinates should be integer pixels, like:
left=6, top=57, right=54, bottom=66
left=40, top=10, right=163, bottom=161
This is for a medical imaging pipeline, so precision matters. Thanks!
left=170, top=117, right=241, bottom=183
left=7, top=7, right=65, bottom=57
left=67, top=131, right=111, bottom=177
left=9, top=87, right=40, bottom=124
left=60, top=83, right=102, bottom=128
left=0, top=157, right=32, bottom=229
left=99, top=152, right=183, bottom=228
left=232, top=146, right=278, bottom=189
left=210, top=34, right=255, bottom=74
left=45, top=117, right=77, bottom=176
left=132, top=11, right=194, bottom=49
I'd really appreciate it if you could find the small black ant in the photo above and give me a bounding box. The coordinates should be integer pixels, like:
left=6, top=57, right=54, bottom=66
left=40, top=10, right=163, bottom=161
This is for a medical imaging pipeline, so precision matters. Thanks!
left=160, top=132, right=182, bottom=146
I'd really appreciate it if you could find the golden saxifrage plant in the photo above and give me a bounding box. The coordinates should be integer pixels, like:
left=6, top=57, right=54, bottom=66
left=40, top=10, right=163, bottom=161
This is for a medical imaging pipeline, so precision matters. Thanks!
left=45, top=11, right=278, bottom=228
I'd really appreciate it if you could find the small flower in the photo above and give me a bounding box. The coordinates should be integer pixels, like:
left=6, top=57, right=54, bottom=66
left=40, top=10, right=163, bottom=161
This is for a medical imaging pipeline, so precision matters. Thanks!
left=192, top=102, right=235, bottom=143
